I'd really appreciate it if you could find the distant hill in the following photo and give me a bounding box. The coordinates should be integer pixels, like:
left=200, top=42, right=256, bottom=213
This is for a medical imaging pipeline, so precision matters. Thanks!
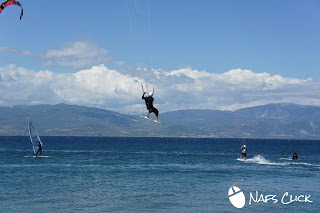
left=1, top=103, right=320, bottom=139
left=0, top=104, right=134, bottom=136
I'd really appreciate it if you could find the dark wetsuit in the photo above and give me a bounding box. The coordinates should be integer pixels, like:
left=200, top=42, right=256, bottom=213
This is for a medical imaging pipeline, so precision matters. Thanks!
left=35, top=143, right=42, bottom=157
left=292, top=153, right=298, bottom=160
left=142, top=94, right=159, bottom=116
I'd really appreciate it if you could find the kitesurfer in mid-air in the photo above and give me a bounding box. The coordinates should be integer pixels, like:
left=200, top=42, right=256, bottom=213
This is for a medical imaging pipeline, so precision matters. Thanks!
left=35, top=142, right=42, bottom=157
left=240, top=145, right=247, bottom=160
left=142, top=91, right=159, bottom=122
left=292, top=152, right=298, bottom=160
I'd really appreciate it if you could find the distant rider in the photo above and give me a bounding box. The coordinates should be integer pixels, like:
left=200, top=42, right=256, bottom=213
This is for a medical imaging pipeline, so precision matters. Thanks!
left=142, top=91, right=159, bottom=122
left=292, top=152, right=298, bottom=160
left=35, top=142, right=42, bottom=157
left=240, top=145, right=247, bottom=160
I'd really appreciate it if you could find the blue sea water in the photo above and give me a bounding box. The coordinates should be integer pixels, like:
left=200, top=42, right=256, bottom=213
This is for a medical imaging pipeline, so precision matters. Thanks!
left=0, top=136, right=319, bottom=213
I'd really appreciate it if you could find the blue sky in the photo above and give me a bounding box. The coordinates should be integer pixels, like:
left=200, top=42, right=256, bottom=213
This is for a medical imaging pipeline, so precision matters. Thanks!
left=1, top=0, right=320, bottom=114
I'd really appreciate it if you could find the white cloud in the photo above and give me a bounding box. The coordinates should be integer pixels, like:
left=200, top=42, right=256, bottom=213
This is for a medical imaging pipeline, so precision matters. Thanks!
left=0, top=64, right=143, bottom=110
left=0, top=47, right=32, bottom=56
left=0, top=64, right=319, bottom=114
left=41, top=41, right=114, bottom=69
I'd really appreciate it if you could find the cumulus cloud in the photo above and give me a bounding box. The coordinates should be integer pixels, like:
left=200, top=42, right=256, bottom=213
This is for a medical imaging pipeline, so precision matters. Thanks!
left=2, top=42, right=317, bottom=114
left=0, top=64, right=318, bottom=114
left=41, top=41, right=114, bottom=69
left=148, top=68, right=315, bottom=111
left=0, top=64, right=144, bottom=113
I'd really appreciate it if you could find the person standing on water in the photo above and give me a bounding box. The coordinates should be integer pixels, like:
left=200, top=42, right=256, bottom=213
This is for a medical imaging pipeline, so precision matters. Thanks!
left=142, top=91, right=159, bottom=122
left=240, top=145, right=247, bottom=160
left=292, top=152, right=298, bottom=160
left=35, top=142, right=42, bottom=157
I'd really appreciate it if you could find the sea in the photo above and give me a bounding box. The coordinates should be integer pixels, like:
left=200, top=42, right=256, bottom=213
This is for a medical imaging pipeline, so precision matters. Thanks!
left=0, top=136, right=319, bottom=213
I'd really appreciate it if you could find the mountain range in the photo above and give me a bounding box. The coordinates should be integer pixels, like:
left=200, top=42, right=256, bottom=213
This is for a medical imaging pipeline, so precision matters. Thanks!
left=1, top=103, right=320, bottom=139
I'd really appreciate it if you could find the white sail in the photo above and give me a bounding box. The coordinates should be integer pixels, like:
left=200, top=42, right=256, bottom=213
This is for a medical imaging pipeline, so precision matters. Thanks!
left=28, top=121, right=43, bottom=154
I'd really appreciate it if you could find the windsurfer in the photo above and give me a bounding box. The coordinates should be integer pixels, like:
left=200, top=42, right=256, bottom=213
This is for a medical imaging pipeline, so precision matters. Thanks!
left=35, top=142, right=42, bottom=157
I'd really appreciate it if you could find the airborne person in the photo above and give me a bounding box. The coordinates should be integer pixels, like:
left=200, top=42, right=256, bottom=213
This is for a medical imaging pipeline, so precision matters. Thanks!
left=142, top=91, right=159, bottom=122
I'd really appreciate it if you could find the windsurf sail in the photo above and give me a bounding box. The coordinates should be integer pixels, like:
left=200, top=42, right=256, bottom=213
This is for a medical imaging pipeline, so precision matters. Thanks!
left=28, top=121, right=43, bottom=154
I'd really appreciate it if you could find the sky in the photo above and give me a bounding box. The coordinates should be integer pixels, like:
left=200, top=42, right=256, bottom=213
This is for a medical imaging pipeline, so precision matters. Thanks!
left=1, top=0, right=320, bottom=114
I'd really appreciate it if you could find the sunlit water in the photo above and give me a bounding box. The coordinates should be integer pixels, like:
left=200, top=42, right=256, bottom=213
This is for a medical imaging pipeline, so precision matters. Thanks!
left=0, top=136, right=319, bottom=212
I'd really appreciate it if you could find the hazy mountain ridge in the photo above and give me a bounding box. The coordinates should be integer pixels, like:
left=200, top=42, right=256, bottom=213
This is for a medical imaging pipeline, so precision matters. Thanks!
left=234, top=103, right=320, bottom=121
left=1, top=103, right=320, bottom=139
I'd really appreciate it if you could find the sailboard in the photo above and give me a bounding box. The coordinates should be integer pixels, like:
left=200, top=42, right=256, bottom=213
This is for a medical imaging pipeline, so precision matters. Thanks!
left=28, top=121, right=43, bottom=154
left=140, top=115, right=164, bottom=125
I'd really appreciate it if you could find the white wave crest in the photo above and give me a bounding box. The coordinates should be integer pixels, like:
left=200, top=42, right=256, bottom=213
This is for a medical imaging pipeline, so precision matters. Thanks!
left=238, top=155, right=288, bottom=166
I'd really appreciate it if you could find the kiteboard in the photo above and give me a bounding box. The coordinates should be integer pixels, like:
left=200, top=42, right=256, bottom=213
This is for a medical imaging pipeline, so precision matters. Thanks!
left=140, top=115, right=164, bottom=125
left=279, top=157, right=293, bottom=161
left=280, top=157, right=300, bottom=161
left=24, top=155, right=50, bottom=158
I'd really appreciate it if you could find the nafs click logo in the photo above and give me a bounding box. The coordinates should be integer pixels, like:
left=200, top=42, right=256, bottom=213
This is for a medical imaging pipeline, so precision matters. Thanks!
left=228, top=179, right=313, bottom=209
left=228, top=179, right=245, bottom=208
